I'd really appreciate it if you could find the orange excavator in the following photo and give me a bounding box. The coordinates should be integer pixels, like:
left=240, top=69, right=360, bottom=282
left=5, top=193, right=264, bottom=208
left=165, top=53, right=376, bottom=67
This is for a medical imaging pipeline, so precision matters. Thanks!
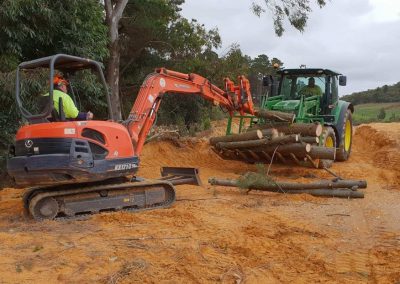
left=7, top=54, right=254, bottom=220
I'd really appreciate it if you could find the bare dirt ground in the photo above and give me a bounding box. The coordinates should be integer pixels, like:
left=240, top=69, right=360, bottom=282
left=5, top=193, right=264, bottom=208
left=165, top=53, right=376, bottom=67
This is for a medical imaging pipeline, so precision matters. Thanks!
left=0, top=121, right=399, bottom=283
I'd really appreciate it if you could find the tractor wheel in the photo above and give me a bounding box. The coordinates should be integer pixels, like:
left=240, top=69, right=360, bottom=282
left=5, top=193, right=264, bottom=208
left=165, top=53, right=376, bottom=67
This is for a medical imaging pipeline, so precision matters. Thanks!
left=318, top=126, right=336, bottom=168
left=336, top=109, right=353, bottom=161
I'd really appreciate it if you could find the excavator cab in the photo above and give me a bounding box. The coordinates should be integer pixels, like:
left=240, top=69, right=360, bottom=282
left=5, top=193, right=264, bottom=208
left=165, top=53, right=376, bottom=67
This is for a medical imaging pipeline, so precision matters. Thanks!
left=15, top=54, right=113, bottom=124
left=9, top=54, right=139, bottom=187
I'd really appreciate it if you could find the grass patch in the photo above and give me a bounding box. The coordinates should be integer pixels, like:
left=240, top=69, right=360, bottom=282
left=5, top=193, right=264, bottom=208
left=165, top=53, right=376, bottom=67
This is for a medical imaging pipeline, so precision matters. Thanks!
left=353, top=102, right=400, bottom=124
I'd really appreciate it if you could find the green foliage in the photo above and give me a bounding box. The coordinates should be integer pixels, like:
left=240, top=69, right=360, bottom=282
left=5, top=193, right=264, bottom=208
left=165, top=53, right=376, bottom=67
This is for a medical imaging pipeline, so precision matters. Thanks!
left=0, top=0, right=108, bottom=152
left=342, top=82, right=400, bottom=105
left=377, top=108, right=386, bottom=120
left=0, top=0, right=108, bottom=71
left=251, top=0, right=326, bottom=36
left=237, top=165, right=277, bottom=192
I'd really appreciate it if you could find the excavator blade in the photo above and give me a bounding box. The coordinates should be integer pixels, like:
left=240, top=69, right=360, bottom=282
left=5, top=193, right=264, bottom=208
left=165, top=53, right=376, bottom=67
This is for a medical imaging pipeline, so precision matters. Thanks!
left=159, top=167, right=202, bottom=186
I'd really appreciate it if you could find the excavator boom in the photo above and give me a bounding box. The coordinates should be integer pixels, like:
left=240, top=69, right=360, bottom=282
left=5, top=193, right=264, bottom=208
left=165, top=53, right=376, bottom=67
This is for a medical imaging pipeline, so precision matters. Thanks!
left=125, top=68, right=254, bottom=154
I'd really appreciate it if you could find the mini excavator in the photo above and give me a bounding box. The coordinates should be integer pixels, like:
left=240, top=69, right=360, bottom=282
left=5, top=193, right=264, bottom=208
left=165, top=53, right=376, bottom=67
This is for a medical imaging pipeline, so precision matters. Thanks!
left=7, top=54, right=254, bottom=220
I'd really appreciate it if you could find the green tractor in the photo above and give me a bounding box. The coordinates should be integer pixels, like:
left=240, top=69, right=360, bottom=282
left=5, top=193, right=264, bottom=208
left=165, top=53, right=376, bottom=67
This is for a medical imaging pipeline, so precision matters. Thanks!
left=226, top=68, right=354, bottom=163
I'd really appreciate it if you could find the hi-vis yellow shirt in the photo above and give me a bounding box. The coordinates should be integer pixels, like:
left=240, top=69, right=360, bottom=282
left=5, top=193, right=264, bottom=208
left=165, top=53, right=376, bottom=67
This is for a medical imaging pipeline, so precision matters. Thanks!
left=299, top=85, right=323, bottom=97
left=43, top=90, right=79, bottom=118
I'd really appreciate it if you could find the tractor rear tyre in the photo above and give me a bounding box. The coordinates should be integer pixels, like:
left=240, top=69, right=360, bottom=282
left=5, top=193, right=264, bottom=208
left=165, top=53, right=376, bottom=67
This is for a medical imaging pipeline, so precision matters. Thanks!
left=336, top=109, right=353, bottom=161
left=318, top=127, right=336, bottom=168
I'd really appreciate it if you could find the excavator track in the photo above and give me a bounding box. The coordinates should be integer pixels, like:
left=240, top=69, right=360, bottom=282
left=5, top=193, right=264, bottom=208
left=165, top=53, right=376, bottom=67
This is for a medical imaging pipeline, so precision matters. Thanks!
left=23, top=178, right=176, bottom=220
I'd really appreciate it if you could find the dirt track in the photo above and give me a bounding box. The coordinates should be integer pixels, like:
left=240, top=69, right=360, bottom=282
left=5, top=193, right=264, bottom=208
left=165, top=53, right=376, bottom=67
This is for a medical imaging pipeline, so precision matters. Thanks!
left=0, top=122, right=399, bottom=283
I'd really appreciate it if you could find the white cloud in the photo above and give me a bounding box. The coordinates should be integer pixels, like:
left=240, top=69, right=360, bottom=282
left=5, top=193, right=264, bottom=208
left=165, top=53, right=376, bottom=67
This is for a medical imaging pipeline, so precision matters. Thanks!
left=181, top=0, right=400, bottom=94
left=367, top=0, right=400, bottom=22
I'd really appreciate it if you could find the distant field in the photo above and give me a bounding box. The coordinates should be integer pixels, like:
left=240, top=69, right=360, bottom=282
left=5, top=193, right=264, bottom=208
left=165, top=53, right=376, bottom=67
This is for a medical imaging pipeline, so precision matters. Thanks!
left=352, top=102, right=400, bottom=124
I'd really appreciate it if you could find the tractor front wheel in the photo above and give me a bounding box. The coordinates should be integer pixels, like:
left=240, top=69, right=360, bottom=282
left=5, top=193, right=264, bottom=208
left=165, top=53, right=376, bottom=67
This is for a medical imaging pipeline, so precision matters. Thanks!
left=336, top=109, right=353, bottom=161
left=318, top=126, right=336, bottom=168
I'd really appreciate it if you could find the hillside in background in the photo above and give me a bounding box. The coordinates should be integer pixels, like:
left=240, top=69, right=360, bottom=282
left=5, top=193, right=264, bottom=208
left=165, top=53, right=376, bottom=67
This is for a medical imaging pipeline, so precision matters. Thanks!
left=353, top=103, right=400, bottom=124
left=341, top=81, right=400, bottom=124
left=342, top=81, right=400, bottom=105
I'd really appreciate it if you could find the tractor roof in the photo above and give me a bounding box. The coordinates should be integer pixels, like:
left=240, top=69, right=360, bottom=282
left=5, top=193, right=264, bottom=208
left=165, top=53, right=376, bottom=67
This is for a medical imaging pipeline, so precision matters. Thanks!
left=18, top=54, right=103, bottom=71
left=278, top=68, right=341, bottom=76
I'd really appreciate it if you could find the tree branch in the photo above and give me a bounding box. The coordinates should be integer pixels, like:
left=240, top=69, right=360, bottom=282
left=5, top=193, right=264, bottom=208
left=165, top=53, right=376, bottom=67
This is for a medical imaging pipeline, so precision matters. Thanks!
left=114, top=0, right=129, bottom=21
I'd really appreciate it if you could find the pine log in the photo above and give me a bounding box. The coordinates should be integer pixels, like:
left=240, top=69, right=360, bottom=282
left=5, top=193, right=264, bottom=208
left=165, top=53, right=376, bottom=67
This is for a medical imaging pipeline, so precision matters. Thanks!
left=268, top=134, right=299, bottom=145
left=217, top=138, right=269, bottom=149
left=210, top=129, right=263, bottom=146
left=208, top=178, right=367, bottom=190
left=216, top=134, right=299, bottom=150
left=308, top=146, right=336, bottom=160
left=300, top=136, right=320, bottom=144
left=256, top=109, right=296, bottom=123
left=208, top=178, right=364, bottom=198
left=252, top=143, right=311, bottom=156
left=257, top=123, right=322, bottom=137
left=260, top=128, right=279, bottom=139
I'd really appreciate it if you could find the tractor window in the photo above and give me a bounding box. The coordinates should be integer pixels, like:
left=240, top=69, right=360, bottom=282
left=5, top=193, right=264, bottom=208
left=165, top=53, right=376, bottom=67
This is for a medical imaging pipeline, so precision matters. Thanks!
left=279, top=75, right=326, bottom=99
left=280, top=76, right=295, bottom=99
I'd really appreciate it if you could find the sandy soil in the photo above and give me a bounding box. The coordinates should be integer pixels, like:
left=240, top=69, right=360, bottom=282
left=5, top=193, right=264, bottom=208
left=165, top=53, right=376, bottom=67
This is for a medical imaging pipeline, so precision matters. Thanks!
left=0, top=121, right=399, bottom=283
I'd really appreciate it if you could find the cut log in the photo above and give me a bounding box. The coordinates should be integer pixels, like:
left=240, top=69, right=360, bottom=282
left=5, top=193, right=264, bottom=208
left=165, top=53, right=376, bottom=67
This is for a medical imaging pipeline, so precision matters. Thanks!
left=256, top=109, right=296, bottom=123
left=268, top=134, right=299, bottom=145
left=260, top=128, right=279, bottom=139
left=217, top=138, right=269, bottom=149
left=208, top=178, right=367, bottom=190
left=209, top=129, right=263, bottom=146
left=208, top=178, right=364, bottom=198
left=258, top=123, right=322, bottom=137
left=308, top=146, right=336, bottom=160
left=300, top=136, right=320, bottom=144
left=252, top=143, right=311, bottom=156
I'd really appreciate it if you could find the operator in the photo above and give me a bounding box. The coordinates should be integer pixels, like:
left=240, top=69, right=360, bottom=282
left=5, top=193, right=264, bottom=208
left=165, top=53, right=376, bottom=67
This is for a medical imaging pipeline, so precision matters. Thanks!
left=299, top=77, right=322, bottom=97
left=43, top=75, right=94, bottom=120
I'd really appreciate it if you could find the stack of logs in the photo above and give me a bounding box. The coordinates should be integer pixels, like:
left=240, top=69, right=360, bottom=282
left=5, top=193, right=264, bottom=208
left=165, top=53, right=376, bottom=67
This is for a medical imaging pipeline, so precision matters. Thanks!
left=210, top=110, right=336, bottom=167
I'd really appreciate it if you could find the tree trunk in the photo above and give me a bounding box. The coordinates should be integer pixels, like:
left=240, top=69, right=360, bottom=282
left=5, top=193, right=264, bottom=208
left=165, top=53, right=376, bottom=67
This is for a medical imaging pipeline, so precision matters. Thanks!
left=208, top=177, right=366, bottom=198
left=253, top=142, right=311, bottom=156
left=300, top=136, right=320, bottom=144
left=262, top=123, right=323, bottom=137
left=308, top=146, right=336, bottom=160
left=210, top=129, right=263, bottom=146
left=260, top=128, right=279, bottom=138
left=217, top=138, right=269, bottom=149
left=104, top=0, right=128, bottom=121
left=106, top=39, right=122, bottom=120
left=208, top=177, right=367, bottom=190
left=256, top=109, right=296, bottom=123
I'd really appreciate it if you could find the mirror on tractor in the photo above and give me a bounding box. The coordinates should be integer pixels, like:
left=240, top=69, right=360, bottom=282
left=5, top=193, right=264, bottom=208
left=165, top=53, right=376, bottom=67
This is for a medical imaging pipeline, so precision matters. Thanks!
left=262, top=76, right=272, bottom=87
left=339, top=75, right=347, bottom=86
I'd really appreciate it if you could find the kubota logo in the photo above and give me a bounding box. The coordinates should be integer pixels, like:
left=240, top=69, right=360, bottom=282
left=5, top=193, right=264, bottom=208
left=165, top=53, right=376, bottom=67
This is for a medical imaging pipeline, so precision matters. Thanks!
left=25, top=140, right=33, bottom=148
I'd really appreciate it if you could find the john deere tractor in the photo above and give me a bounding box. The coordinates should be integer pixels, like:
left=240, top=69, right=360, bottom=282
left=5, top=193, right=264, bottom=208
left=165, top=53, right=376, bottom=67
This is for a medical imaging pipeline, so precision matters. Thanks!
left=225, top=68, right=354, bottom=164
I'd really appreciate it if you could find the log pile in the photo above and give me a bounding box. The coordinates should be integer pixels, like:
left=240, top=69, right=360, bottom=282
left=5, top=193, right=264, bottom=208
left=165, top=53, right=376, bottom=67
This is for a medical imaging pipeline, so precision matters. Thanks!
left=210, top=117, right=334, bottom=168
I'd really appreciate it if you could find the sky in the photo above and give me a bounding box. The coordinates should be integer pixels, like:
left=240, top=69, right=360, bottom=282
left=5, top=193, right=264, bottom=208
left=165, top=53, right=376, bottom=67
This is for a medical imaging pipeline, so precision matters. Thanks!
left=180, top=0, right=400, bottom=95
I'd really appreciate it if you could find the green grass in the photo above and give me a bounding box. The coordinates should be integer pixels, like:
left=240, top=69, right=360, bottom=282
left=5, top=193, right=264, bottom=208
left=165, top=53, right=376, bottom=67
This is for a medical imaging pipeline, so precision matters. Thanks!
left=352, top=102, right=400, bottom=124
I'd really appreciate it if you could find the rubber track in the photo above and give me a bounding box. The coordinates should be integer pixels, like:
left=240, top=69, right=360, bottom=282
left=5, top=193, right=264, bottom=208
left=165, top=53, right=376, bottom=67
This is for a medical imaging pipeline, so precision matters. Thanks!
left=23, top=179, right=176, bottom=220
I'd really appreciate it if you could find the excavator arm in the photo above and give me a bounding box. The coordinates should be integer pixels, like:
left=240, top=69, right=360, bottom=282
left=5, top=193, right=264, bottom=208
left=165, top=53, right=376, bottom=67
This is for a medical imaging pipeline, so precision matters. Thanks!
left=125, top=68, right=255, bottom=154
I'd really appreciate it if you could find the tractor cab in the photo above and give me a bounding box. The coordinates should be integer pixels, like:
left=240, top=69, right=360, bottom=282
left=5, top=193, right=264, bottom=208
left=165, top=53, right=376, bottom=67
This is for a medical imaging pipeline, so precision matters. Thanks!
left=15, top=54, right=113, bottom=124
left=263, top=68, right=347, bottom=123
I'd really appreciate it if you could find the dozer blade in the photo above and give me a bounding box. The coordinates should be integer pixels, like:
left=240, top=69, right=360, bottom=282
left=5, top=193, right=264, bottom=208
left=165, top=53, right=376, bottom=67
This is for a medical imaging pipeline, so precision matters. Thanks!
left=160, top=167, right=202, bottom=186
